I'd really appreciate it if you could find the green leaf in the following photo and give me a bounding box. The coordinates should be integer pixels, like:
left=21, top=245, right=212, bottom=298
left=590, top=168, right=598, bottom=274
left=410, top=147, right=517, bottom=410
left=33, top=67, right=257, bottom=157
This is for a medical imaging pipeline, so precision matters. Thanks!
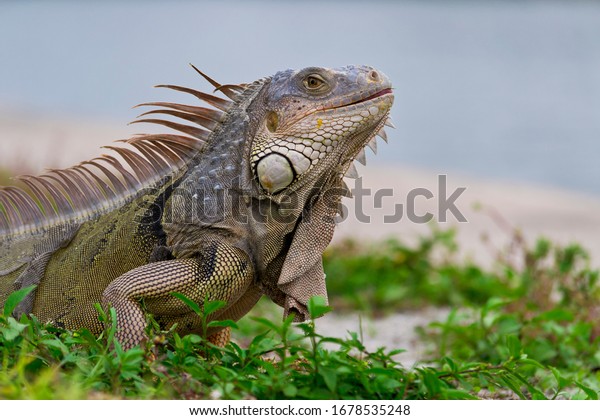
left=40, top=338, right=69, bottom=355
left=106, top=307, right=117, bottom=346
left=497, top=375, right=526, bottom=399
left=252, top=317, right=281, bottom=332
left=1, top=317, right=28, bottom=341
left=376, top=377, right=402, bottom=392
left=442, top=356, right=457, bottom=372
left=307, top=296, right=331, bottom=319
left=442, top=389, right=479, bottom=400
left=506, top=335, right=522, bottom=358
left=525, top=339, right=558, bottom=362
left=575, top=381, right=599, bottom=400
left=204, top=300, right=227, bottom=316
left=496, top=316, right=522, bottom=335
left=533, top=309, right=574, bottom=322
left=93, top=302, right=108, bottom=323
left=3, top=285, right=36, bottom=317
left=483, top=297, right=511, bottom=311
left=207, top=319, right=237, bottom=330
left=516, top=358, right=545, bottom=370
left=172, top=293, right=201, bottom=315
left=420, top=369, right=443, bottom=396
left=295, top=323, right=315, bottom=335
left=319, top=367, right=338, bottom=393
left=549, top=366, right=571, bottom=390
left=388, top=349, right=407, bottom=357
left=248, top=333, right=280, bottom=357
left=282, top=383, right=298, bottom=397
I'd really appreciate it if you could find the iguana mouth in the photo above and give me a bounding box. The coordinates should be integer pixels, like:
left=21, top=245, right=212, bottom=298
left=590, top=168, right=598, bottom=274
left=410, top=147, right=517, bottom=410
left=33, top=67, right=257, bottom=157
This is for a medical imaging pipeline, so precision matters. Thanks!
left=348, top=88, right=394, bottom=105
left=325, top=87, right=394, bottom=111
left=278, top=87, right=393, bottom=129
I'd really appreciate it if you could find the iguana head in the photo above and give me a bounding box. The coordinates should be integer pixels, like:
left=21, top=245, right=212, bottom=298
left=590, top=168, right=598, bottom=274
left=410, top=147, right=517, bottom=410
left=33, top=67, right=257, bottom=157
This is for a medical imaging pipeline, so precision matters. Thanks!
left=245, top=65, right=394, bottom=321
left=249, top=65, right=393, bottom=197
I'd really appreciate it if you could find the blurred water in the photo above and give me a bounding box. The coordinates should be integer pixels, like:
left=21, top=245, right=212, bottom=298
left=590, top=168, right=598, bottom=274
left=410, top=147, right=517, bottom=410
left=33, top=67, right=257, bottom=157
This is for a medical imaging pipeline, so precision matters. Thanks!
left=0, top=1, right=599, bottom=194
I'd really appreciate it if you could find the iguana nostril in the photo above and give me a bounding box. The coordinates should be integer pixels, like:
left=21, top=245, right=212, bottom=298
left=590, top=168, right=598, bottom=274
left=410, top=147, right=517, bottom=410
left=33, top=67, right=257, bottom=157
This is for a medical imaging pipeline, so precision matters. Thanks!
left=369, top=70, right=379, bottom=81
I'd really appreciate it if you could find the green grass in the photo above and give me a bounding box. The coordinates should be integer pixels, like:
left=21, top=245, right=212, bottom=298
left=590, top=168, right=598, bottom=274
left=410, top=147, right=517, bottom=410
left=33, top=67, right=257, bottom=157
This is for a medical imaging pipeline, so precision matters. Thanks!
left=1, top=227, right=599, bottom=399
left=323, top=227, right=598, bottom=314
left=323, top=227, right=600, bottom=399
left=323, top=229, right=519, bottom=313
left=2, top=293, right=589, bottom=400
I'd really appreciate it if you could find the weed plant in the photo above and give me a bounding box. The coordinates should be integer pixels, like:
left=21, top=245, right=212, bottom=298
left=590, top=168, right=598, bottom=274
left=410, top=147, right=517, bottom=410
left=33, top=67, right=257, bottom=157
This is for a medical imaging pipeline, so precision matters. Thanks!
left=1, top=227, right=599, bottom=399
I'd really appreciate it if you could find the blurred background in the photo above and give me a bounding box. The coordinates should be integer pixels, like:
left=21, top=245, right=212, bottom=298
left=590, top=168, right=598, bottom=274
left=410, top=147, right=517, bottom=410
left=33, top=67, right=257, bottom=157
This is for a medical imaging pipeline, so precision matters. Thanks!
left=1, top=0, right=599, bottom=193
left=1, top=0, right=599, bottom=265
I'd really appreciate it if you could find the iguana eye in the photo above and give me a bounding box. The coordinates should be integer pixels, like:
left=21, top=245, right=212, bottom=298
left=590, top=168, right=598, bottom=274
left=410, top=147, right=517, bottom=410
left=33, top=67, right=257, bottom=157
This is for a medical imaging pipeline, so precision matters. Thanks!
left=303, top=74, right=326, bottom=91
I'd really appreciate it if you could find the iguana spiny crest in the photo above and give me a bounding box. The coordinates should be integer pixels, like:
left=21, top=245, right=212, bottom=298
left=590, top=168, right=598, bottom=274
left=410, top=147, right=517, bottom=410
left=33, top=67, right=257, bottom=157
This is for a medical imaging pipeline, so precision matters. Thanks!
left=0, top=65, right=393, bottom=349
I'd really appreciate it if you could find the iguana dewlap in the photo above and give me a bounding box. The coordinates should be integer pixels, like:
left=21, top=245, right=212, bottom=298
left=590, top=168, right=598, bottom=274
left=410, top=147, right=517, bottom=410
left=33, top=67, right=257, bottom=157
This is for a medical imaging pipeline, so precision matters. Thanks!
left=0, top=65, right=394, bottom=349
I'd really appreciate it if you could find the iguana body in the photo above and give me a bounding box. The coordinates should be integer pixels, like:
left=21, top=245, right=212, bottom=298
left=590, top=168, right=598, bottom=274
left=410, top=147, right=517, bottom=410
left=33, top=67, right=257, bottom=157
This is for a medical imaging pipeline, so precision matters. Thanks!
left=0, top=65, right=394, bottom=348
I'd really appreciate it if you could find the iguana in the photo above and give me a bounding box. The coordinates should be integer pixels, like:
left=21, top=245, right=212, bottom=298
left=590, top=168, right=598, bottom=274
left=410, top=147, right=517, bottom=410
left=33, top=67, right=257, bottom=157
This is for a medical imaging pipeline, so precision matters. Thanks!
left=0, top=65, right=394, bottom=349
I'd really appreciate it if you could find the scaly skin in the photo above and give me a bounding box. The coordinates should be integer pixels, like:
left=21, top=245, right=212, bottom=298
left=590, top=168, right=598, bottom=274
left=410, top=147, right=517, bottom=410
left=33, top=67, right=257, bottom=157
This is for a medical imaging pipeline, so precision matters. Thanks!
left=0, top=65, right=393, bottom=349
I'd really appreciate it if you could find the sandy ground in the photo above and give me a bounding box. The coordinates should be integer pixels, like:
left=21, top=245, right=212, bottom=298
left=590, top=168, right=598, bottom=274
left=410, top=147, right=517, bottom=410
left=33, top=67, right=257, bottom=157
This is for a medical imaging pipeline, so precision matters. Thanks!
left=2, top=110, right=600, bottom=364
left=315, top=309, right=451, bottom=367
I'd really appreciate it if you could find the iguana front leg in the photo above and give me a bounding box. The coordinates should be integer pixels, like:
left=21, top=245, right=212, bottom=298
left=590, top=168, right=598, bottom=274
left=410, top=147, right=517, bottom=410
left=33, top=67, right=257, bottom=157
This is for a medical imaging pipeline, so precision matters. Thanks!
left=102, top=243, right=253, bottom=349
